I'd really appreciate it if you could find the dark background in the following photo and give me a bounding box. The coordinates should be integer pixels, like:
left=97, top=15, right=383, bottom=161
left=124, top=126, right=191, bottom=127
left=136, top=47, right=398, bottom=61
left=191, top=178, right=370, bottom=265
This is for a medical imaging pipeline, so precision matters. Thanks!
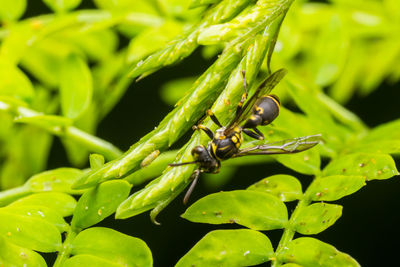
left=26, top=1, right=400, bottom=266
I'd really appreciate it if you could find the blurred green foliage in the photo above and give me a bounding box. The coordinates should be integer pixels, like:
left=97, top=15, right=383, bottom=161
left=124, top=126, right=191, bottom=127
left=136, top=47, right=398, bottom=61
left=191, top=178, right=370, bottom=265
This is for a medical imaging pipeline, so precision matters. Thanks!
left=0, top=0, right=399, bottom=266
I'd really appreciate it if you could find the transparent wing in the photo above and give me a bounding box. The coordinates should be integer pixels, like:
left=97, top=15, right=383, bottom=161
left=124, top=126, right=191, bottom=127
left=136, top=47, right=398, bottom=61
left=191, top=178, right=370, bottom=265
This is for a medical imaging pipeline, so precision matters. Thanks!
left=225, top=68, right=288, bottom=132
left=232, top=134, right=323, bottom=157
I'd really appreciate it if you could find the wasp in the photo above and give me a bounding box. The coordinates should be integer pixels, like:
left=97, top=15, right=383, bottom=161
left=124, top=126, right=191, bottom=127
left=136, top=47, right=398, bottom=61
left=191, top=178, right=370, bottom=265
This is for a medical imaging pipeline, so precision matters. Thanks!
left=170, top=69, right=322, bottom=203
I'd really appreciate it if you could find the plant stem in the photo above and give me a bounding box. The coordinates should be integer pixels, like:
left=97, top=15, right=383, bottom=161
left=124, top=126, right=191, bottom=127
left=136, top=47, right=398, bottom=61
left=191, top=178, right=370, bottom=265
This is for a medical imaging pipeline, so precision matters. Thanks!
left=53, top=229, right=78, bottom=267
left=0, top=185, right=30, bottom=206
left=272, top=196, right=311, bottom=267
left=0, top=100, right=122, bottom=160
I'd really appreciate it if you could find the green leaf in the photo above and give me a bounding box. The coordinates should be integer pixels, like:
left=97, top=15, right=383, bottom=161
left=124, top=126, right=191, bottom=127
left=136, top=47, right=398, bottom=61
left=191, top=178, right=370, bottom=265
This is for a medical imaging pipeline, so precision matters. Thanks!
left=4, top=205, right=69, bottom=233
left=293, top=203, right=342, bottom=235
left=279, top=237, right=360, bottom=267
left=247, top=174, right=302, bottom=202
left=25, top=168, right=85, bottom=194
left=306, top=175, right=366, bottom=201
left=89, top=154, right=105, bottom=171
left=182, top=190, right=288, bottom=230
left=0, top=209, right=62, bottom=252
left=71, top=227, right=152, bottom=267
left=176, top=229, right=273, bottom=267
left=71, top=180, right=132, bottom=230
left=42, top=0, right=81, bottom=12
left=64, top=255, right=122, bottom=267
left=0, top=0, right=26, bottom=21
left=0, top=61, right=34, bottom=101
left=63, top=29, right=118, bottom=62
left=60, top=54, right=93, bottom=119
left=274, top=146, right=321, bottom=176
left=352, top=119, right=400, bottom=154
left=322, top=153, right=399, bottom=181
left=9, top=192, right=77, bottom=217
left=189, top=0, right=220, bottom=8
left=0, top=236, right=46, bottom=266
left=127, top=21, right=184, bottom=64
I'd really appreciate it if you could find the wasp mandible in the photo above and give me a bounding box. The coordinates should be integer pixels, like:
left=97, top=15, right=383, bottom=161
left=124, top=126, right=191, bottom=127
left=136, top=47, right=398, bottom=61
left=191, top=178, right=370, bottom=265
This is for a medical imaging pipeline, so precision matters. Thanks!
left=170, top=69, right=322, bottom=203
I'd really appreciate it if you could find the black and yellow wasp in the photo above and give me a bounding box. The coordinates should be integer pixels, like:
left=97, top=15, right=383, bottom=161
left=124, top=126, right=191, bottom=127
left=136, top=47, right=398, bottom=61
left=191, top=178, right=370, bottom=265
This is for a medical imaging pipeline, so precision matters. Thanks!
left=170, top=68, right=322, bottom=203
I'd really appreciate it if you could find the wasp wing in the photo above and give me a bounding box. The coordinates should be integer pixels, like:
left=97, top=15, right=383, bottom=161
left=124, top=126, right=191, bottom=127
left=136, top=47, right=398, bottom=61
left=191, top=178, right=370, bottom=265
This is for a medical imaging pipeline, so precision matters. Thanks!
left=225, top=68, right=288, bottom=133
left=232, top=134, right=323, bottom=157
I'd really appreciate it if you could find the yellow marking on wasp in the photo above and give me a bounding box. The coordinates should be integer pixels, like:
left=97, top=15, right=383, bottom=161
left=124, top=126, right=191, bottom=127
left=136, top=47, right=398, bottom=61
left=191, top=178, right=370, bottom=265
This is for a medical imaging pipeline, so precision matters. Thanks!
left=255, top=106, right=264, bottom=115
left=267, top=95, right=281, bottom=112
left=250, top=115, right=257, bottom=121
left=231, top=135, right=238, bottom=143
left=206, top=109, right=213, bottom=116
left=211, top=143, right=222, bottom=160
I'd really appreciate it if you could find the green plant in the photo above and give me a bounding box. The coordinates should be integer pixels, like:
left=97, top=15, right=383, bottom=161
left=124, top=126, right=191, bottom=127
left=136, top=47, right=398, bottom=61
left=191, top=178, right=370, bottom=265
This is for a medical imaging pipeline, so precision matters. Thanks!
left=0, top=0, right=399, bottom=266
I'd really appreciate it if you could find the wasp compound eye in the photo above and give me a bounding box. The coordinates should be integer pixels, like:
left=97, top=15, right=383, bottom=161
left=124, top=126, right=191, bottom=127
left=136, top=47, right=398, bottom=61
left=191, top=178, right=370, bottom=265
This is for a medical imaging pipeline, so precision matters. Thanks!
left=191, top=145, right=207, bottom=160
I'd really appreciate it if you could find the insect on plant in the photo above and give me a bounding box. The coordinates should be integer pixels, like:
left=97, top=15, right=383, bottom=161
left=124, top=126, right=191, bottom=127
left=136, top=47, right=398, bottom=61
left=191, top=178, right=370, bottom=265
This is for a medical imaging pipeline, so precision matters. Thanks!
left=170, top=69, right=323, bottom=203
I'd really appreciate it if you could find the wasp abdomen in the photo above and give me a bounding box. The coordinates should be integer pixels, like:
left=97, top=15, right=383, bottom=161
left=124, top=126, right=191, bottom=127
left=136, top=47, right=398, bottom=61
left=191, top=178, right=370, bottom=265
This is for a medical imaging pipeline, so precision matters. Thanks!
left=243, top=95, right=280, bottom=128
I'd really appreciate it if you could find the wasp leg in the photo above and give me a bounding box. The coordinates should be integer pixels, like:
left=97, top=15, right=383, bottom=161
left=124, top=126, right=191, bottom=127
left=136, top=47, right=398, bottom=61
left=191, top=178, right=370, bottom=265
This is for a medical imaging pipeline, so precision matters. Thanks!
left=253, top=127, right=265, bottom=140
left=206, top=109, right=223, bottom=128
left=183, top=169, right=200, bottom=204
left=243, top=128, right=264, bottom=140
left=193, top=124, right=214, bottom=139
left=236, top=70, right=249, bottom=115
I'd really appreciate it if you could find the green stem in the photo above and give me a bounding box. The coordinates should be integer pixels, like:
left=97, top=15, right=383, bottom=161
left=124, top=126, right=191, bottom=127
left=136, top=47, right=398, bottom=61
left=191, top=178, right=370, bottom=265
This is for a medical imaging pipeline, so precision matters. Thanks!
left=53, top=229, right=78, bottom=267
left=272, top=197, right=311, bottom=266
left=0, top=185, right=30, bottom=206
left=0, top=100, right=122, bottom=160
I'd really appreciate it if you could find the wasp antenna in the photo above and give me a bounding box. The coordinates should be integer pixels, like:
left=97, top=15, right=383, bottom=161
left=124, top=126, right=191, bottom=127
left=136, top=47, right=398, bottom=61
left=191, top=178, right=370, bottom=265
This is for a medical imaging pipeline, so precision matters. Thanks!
left=241, top=70, right=248, bottom=93
left=169, top=161, right=197, bottom=167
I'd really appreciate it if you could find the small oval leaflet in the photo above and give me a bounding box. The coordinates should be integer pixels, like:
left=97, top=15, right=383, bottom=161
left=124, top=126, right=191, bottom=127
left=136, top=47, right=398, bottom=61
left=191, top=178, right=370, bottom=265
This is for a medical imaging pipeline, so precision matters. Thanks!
left=25, top=167, right=84, bottom=194
left=306, top=175, right=365, bottom=201
left=71, top=180, right=131, bottom=230
left=293, top=203, right=342, bottom=235
left=9, top=192, right=77, bottom=217
left=322, top=152, right=399, bottom=181
left=0, top=210, right=62, bottom=252
left=279, top=237, right=360, bottom=267
left=182, top=190, right=288, bottom=230
left=60, top=53, right=93, bottom=119
left=176, top=229, right=273, bottom=267
left=4, top=205, right=69, bottom=233
left=247, top=174, right=302, bottom=202
left=63, top=255, right=121, bottom=267
left=71, top=227, right=152, bottom=267
left=0, top=235, right=46, bottom=267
